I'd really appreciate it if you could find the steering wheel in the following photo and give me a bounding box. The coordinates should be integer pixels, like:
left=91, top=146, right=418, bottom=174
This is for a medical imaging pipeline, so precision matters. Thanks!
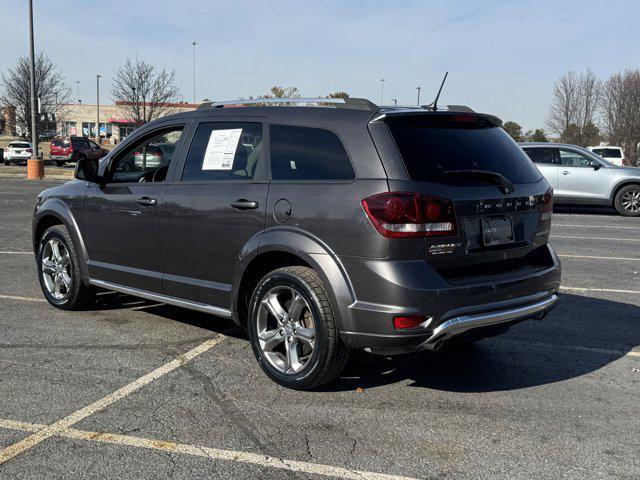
left=152, top=166, right=168, bottom=182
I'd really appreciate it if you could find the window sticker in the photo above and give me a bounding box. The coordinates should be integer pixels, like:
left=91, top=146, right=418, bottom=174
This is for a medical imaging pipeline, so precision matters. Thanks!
left=202, top=128, right=242, bottom=170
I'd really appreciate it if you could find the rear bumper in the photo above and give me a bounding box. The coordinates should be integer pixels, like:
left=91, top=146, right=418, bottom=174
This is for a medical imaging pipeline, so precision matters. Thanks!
left=338, top=244, right=561, bottom=353
left=49, top=154, right=73, bottom=161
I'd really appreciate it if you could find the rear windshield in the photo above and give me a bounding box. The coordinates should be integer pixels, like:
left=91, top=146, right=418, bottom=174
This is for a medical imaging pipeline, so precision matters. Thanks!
left=386, top=115, right=542, bottom=185
left=592, top=148, right=621, bottom=158
left=8, top=142, right=30, bottom=148
left=52, top=139, right=70, bottom=147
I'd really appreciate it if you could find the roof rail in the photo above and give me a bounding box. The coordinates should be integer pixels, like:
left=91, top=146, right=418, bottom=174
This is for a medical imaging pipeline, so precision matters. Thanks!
left=198, top=97, right=378, bottom=111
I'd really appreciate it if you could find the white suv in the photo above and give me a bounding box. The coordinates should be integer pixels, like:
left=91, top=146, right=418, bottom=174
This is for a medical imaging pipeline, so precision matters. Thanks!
left=588, top=145, right=626, bottom=166
left=3, top=141, right=33, bottom=165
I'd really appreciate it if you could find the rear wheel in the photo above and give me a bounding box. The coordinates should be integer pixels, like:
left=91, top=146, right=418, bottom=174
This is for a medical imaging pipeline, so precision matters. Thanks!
left=37, top=225, right=95, bottom=310
left=248, top=266, right=348, bottom=389
left=3, top=159, right=10, bottom=166
left=55, top=160, right=65, bottom=167
left=614, top=184, right=640, bottom=216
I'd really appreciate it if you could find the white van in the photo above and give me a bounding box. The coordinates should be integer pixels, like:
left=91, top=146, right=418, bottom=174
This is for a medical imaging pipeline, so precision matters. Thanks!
left=587, top=145, right=626, bottom=166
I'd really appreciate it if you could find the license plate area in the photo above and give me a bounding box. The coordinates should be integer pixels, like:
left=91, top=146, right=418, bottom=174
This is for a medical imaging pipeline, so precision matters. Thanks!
left=481, top=216, right=514, bottom=246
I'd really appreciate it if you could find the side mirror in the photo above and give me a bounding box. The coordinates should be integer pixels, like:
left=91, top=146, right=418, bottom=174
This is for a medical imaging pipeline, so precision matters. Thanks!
left=74, top=157, right=101, bottom=183
left=589, top=160, right=601, bottom=170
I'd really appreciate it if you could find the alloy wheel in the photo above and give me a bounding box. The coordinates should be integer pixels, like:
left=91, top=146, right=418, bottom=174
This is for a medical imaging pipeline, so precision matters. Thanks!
left=256, top=286, right=316, bottom=374
left=621, top=189, right=640, bottom=213
left=41, top=238, right=72, bottom=300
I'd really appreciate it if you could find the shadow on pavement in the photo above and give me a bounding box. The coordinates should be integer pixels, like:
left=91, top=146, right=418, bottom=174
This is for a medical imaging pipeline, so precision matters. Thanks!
left=554, top=205, right=618, bottom=216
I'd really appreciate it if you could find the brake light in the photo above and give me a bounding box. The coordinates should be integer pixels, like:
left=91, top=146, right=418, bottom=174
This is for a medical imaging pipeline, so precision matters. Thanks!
left=622, top=158, right=627, bottom=166
left=26, top=148, right=33, bottom=153
left=449, top=114, right=477, bottom=123
left=541, top=187, right=553, bottom=222
left=361, top=192, right=457, bottom=238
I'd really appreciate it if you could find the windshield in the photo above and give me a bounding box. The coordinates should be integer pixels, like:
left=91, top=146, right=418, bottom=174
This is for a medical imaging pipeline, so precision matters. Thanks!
left=386, top=115, right=542, bottom=185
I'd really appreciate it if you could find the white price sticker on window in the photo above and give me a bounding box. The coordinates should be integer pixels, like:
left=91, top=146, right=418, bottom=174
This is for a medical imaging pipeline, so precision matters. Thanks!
left=202, top=128, right=242, bottom=170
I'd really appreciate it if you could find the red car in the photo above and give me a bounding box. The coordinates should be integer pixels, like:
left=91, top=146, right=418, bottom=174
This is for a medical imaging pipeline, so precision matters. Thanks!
left=49, top=137, right=109, bottom=166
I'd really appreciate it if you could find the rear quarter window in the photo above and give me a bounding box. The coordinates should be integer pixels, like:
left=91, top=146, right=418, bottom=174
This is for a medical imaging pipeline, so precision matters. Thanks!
left=270, top=125, right=355, bottom=181
left=387, top=115, right=542, bottom=185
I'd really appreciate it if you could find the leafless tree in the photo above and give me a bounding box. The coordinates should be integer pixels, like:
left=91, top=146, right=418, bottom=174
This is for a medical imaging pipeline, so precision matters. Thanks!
left=576, top=69, right=601, bottom=131
left=601, top=69, right=640, bottom=165
left=0, top=53, right=71, bottom=137
left=111, top=58, right=180, bottom=125
left=546, top=71, right=579, bottom=140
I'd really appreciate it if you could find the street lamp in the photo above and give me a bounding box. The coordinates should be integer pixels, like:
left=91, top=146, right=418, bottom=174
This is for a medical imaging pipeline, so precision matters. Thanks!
left=390, top=98, right=397, bottom=106
left=28, top=0, right=38, bottom=159
left=76, top=81, right=81, bottom=104
left=379, top=78, right=385, bottom=106
left=416, top=86, right=421, bottom=106
left=191, top=41, right=197, bottom=104
left=96, top=74, right=101, bottom=144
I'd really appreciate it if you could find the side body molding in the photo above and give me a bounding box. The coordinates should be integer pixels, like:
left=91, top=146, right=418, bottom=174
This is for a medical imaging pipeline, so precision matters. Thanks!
left=231, top=227, right=356, bottom=331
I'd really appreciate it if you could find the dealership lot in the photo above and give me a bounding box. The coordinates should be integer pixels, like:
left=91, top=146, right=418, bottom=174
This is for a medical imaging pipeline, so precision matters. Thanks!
left=0, top=176, right=638, bottom=479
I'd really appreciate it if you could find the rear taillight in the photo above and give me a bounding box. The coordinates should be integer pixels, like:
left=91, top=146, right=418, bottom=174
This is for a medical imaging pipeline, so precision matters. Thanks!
left=361, top=192, right=457, bottom=238
left=393, top=315, right=427, bottom=330
left=26, top=148, right=33, bottom=153
left=541, top=187, right=553, bottom=222
left=622, top=158, right=627, bottom=166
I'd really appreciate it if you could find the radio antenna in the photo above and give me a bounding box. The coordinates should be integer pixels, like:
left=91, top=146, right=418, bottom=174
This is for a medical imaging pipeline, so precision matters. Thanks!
left=427, top=71, right=448, bottom=110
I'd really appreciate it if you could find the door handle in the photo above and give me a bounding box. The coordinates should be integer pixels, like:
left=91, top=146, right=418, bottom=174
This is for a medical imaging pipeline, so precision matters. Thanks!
left=562, top=171, right=571, bottom=175
left=231, top=199, right=259, bottom=210
left=137, top=196, right=157, bottom=206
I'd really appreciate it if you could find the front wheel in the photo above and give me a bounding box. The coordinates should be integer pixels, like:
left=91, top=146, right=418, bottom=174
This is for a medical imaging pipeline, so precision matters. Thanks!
left=248, top=266, right=348, bottom=390
left=37, top=225, right=95, bottom=310
left=614, top=184, right=640, bottom=216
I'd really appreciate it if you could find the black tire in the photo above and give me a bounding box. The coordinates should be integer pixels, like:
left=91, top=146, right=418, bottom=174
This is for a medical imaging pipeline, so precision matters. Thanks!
left=3, top=159, right=10, bottom=166
left=36, top=224, right=95, bottom=310
left=248, top=266, right=348, bottom=390
left=55, top=160, right=65, bottom=167
left=614, top=184, right=640, bottom=216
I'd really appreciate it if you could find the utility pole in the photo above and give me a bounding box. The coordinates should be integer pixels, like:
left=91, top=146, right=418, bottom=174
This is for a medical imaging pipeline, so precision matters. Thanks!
left=416, top=86, right=421, bottom=106
left=28, top=0, right=38, bottom=158
left=379, top=78, right=385, bottom=106
left=96, top=75, right=101, bottom=144
left=76, top=81, right=81, bottom=104
left=192, top=41, right=197, bottom=104
left=391, top=98, right=397, bottom=106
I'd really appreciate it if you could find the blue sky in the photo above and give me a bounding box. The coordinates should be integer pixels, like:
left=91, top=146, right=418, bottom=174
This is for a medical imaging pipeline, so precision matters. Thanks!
left=1, top=0, right=639, bottom=130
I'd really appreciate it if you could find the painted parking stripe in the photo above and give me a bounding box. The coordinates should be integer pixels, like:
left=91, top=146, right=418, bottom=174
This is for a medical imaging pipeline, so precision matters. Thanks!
left=0, top=335, right=226, bottom=465
left=0, top=294, right=45, bottom=303
left=552, top=235, right=640, bottom=242
left=554, top=224, right=640, bottom=230
left=0, top=251, right=32, bottom=255
left=560, top=286, right=640, bottom=294
left=0, top=418, right=418, bottom=480
left=558, top=254, right=640, bottom=261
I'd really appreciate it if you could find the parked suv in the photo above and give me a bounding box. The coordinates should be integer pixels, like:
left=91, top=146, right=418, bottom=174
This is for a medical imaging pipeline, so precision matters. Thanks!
left=49, top=136, right=109, bottom=166
left=33, top=99, right=560, bottom=389
left=588, top=145, right=626, bottom=166
left=521, top=142, right=640, bottom=216
left=4, top=141, right=33, bottom=165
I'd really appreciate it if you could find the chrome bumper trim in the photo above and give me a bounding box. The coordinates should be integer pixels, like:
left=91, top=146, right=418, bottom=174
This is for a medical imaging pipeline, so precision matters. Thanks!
left=420, top=293, right=559, bottom=350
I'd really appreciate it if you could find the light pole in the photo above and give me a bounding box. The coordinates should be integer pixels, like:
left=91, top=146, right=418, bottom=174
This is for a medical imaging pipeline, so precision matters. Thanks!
left=76, top=81, right=81, bottom=104
left=391, top=98, right=397, bottom=106
left=28, top=0, right=38, bottom=158
left=191, top=41, right=197, bottom=104
left=96, top=74, right=101, bottom=144
left=416, top=86, right=421, bottom=106
left=379, top=78, right=385, bottom=106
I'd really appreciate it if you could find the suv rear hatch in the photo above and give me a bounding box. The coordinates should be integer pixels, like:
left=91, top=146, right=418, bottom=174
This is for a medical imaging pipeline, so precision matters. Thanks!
left=367, top=111, right=554, bottom=283
left=50, top=138, right=72, bottom=156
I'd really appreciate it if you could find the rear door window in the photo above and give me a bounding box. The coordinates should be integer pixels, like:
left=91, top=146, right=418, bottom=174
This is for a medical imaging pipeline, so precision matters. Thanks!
left=523, top=147, right=556, bottom=164
left=270, top=125, right=355, bottom=181
left=386, top=115, right=542, bottom=185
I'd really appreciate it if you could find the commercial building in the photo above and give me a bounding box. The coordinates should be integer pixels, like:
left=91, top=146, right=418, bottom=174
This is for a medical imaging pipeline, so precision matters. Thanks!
left=55, top=101, right=198, bottom=144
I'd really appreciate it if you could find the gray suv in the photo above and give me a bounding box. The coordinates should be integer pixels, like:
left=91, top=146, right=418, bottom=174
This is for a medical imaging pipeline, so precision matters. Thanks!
left=521, top=142, right=640, bottom=216
left=32, top=98, right=561, bottom=389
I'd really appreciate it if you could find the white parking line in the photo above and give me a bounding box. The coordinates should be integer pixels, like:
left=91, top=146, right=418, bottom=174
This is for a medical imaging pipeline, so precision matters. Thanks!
left=0, top=335, right=226, bottom=465
left=554, top=224, right=640, bottom=230
left=552, top=235, right=640, bottom=242
left=558, top=254, right=640, bottom=262
left=560, top=286, right=640, bottom=294
left=0, top=251, right=32, bottom=255
left=0, top=294, right=45, bottom=303
left=0, top=418, right=417, bottom=480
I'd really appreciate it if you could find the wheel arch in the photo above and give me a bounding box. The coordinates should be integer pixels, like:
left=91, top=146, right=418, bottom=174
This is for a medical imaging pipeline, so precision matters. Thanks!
left=232, top=228, right=356, bottom=332
left=610, top=180, right=640, bottom=205
left=33, top=199, right=90, bottom=279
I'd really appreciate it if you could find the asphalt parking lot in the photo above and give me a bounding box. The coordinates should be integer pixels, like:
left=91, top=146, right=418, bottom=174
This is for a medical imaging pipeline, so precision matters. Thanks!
left=0, top=176, right=638, bottom=479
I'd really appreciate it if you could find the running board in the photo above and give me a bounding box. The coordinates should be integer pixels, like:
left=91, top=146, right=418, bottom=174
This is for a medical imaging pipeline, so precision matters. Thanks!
left=88, top=279, right=233, bottom=318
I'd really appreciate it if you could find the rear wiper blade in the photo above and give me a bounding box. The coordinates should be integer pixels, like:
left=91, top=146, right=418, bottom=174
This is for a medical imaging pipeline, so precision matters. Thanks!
left=444, top=169, right=515, bottom=194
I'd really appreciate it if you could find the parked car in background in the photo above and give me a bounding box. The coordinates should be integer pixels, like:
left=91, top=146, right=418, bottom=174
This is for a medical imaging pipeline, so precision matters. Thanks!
left=521, top=142, right=640, bottom=216
left=133, top=143, right=176, bottom=169
left=49, top=137, right=109, bottom=166
left=33, top=99, right=560, bottom=389
left=588, top=145, right=626, bottom=166
left=3, top=141, right=33, bottom=165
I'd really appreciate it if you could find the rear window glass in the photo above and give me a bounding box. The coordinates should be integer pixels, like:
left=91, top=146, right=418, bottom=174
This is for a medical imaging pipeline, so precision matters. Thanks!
left=52, top=139, right=69, bottom=147
left=592, top=148, right=621, bottom=158
left=9, top=142, right=30, bottom=148
left=270, top=125, right=355, bottom=181
left=523, top=147, right=555, bottom=164
left=386, top=115, right=542, bottom=185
